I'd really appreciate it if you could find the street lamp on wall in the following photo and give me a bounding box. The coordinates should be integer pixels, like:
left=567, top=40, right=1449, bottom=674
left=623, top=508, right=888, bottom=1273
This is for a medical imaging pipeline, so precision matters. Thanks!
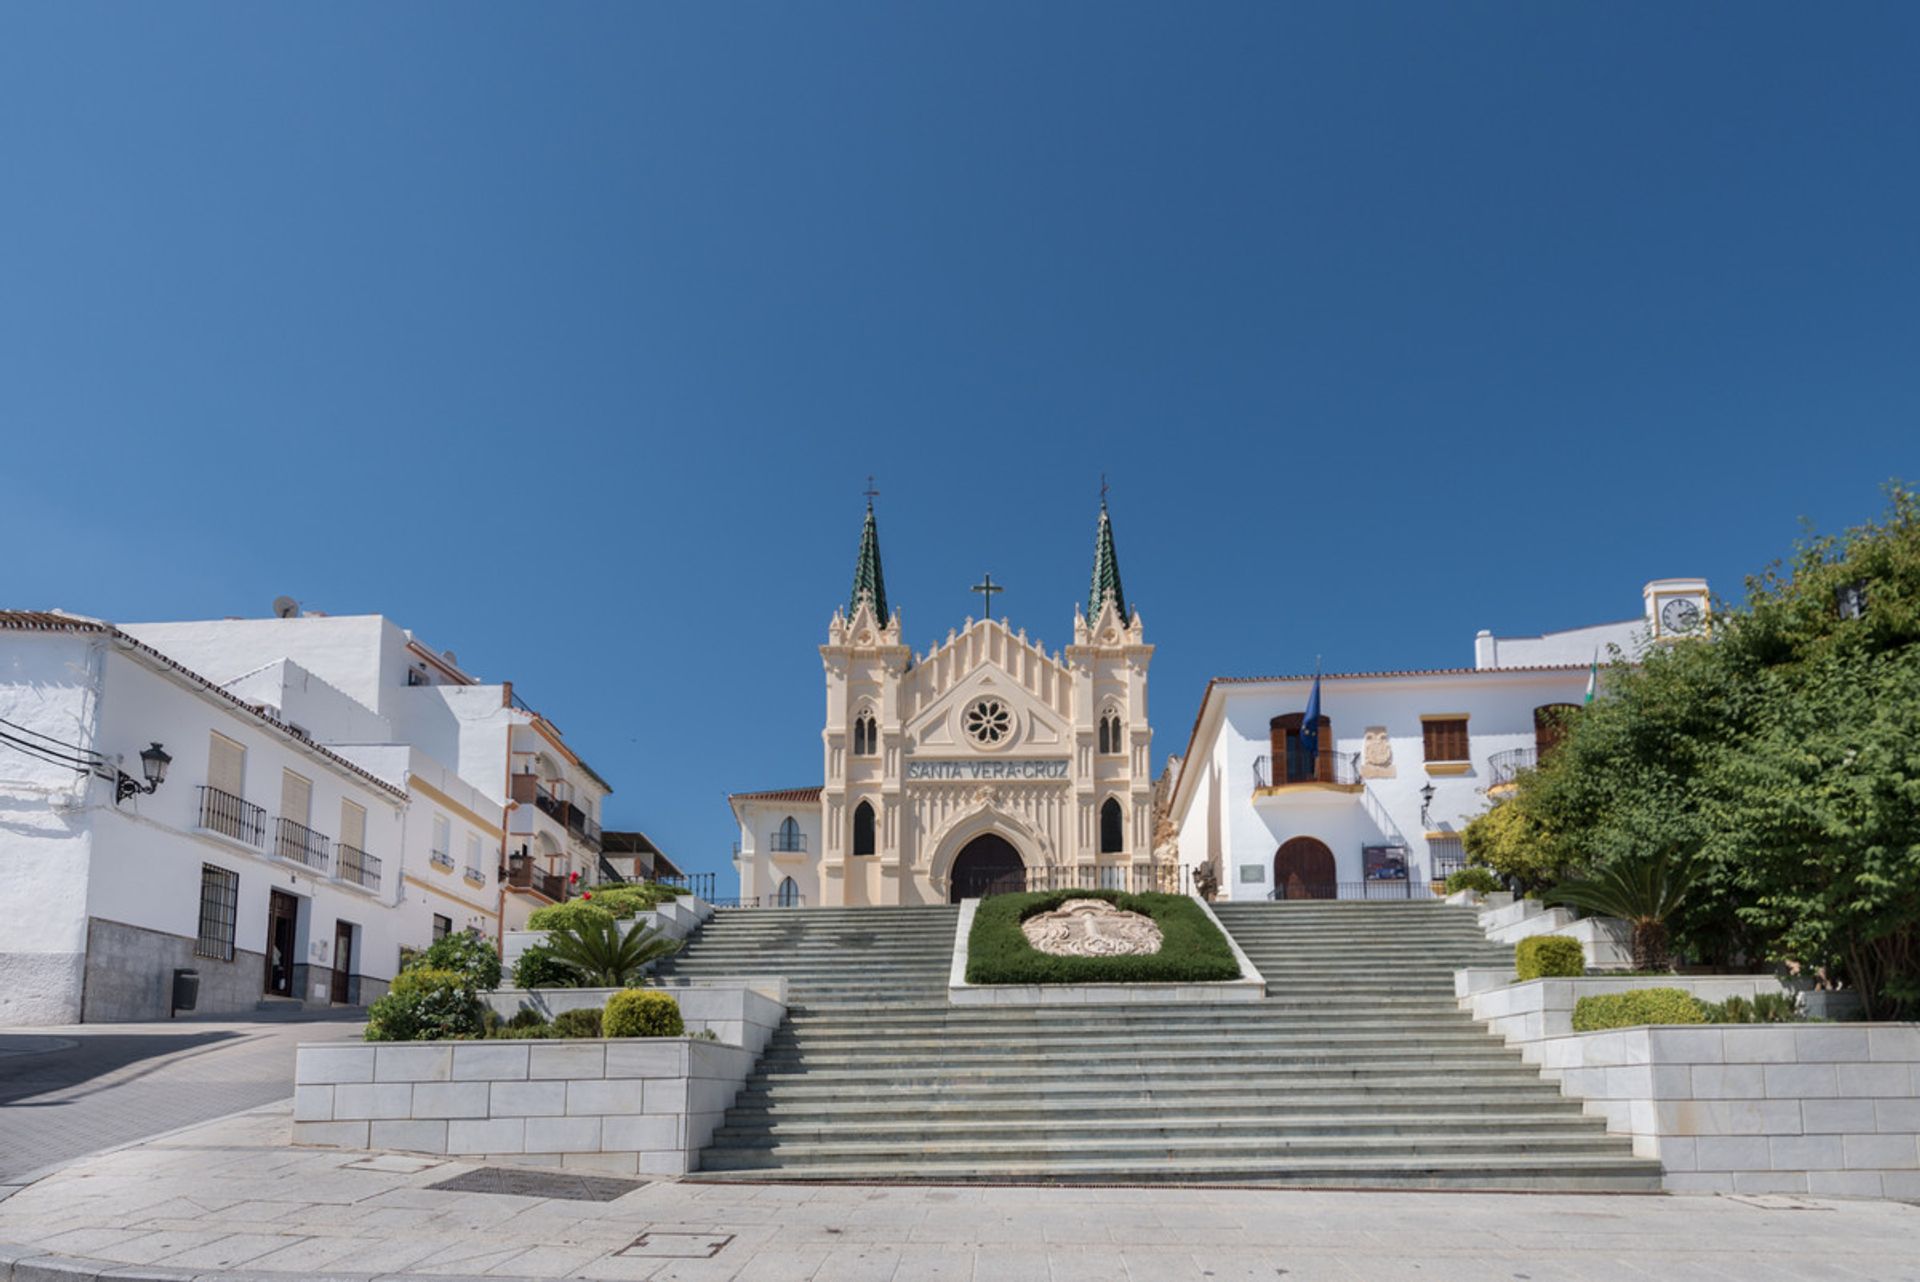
left=1419, top=782, right=1436, bottom=830
left=116, top=742, right=172, bottom=804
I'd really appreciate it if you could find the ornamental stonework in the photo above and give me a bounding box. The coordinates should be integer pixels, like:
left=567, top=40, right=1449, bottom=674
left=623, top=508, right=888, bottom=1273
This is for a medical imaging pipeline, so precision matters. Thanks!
left=1361, top=726, right=1396, bottom=779
left=1021, top=898, right=1163, bottom=957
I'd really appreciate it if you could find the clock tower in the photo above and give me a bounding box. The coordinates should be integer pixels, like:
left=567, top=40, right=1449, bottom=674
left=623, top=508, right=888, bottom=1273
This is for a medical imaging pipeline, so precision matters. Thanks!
left=1644, top=578, right=1710, bottom=641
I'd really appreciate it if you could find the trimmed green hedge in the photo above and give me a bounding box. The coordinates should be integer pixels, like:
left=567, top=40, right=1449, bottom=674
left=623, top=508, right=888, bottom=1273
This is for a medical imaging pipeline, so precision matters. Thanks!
left=525, top=899, right=616, bottom=932
left=604, top=989, right=684, bottom=1037
left=1516, top=935, right=1586, bottom=981
left=965, top=890, right=1241, bottom=985
left=1444, top=867, right=1502, bottom=896
left=1571, top=987, right=1708, bottom=1031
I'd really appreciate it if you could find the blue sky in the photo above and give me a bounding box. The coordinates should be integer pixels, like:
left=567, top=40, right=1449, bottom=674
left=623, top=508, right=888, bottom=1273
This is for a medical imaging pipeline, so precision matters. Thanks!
left=3, top=4, right=1916, bottom=883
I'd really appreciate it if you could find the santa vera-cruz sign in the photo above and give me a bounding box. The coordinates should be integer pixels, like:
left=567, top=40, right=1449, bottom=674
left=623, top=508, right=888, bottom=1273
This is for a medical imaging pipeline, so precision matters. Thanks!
left=906, top=758, right=1071, bottom=781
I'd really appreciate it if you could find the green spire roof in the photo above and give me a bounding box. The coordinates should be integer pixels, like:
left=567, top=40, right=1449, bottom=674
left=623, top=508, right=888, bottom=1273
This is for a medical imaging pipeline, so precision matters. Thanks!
left=1088, top=498, right=1128, bottom=621
left=848, top=500, right=889, bottom=621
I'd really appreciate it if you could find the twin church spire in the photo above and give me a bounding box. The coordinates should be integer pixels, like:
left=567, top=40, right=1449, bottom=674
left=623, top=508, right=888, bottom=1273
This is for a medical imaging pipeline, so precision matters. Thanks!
left=844, top=488, right=1131, bottom=629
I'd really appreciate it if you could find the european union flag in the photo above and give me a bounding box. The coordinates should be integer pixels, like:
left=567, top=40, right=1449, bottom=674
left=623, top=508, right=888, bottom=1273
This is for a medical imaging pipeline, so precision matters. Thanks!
left=1298, top=663, right=1323, bottom=769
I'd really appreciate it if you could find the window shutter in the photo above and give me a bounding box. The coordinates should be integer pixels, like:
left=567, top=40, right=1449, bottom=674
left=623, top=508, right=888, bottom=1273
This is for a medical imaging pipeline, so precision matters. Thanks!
left=207, top=733, right=245, bottom=797
left=280, top=770, right=312, bottom=825
left=339, top=800, right=366, bottom=850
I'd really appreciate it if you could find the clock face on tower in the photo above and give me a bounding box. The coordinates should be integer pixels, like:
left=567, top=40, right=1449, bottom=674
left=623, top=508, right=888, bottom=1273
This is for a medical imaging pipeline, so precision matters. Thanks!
left=1660, top=597, right=1703, bottom=634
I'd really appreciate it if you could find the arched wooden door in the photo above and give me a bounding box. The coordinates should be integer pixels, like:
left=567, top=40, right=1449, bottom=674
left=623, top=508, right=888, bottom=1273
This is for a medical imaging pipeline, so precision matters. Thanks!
left=1273, top=837, right=1337, bottom=900
left=948, top=834, right=1026, bottom=903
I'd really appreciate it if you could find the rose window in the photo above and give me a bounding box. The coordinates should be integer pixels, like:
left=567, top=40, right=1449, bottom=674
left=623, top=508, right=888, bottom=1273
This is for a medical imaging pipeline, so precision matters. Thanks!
left=963, top=697, right=1013, bottom=746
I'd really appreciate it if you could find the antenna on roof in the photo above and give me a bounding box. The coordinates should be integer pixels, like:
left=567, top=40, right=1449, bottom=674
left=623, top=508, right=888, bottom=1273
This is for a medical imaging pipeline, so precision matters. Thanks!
left=272, top=596, right=300, bottom=619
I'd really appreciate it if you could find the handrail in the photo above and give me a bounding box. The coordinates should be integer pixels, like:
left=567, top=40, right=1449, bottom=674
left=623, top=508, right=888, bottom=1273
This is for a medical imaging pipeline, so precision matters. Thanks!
left=275, top=816, right=331, bottom=872
left=197, top=785, right=266, bottom=846
left=337, top=843, right=382, bottom=890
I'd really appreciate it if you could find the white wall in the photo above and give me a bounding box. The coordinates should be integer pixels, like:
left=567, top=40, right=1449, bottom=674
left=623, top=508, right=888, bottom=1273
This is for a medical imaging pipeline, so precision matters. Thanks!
left=734, top=799, right=823, bottom=905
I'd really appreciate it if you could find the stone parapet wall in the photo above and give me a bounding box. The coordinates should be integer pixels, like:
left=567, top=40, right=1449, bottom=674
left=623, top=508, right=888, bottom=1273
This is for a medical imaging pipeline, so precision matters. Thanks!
left=484, top=980, right=788, bottom=1055
left=1464, top=975, right=1793, bottom=1047
left=293, top=1036, right=757, bottom=1176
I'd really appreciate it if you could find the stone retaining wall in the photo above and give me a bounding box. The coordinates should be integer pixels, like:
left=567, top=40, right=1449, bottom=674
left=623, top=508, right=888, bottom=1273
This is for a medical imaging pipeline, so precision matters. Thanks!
left=484, top=980, right=787, bottom=1055
left=293, top=1036, right=755, bottom=1176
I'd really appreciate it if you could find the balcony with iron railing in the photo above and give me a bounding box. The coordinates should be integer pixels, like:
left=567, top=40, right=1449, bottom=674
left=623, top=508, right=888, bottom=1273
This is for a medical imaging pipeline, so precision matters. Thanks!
left=510, top=774, right=603, bottom=851
left=196, top=785, right=266, bottom=847
left=504, top=857, right=568, bottom=903
left=769, top=830, right=808, bottom=854
left=336, top=844, right=381, bottom=891
left=275, top=816, right=331, bottom=873
left=429, top=847, right=455, bottom=872
left=1487, top=747, right=1537, bottom=793
left=1253, top=747, right=1364, bottom=795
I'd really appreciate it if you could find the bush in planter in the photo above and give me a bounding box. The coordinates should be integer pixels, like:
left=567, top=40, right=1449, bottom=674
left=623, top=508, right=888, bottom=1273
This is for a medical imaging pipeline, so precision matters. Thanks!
left=1444, top=867, right=1502, bottom=896
left=1515, top=935, right=1586, bottom=980
left=1704, top=992, right=1799, bottom=1024
left=525, top=899, right=616, bottom=932
left=1571, top=987, right=1708, bottom=1031
left=604, top=988, right=684, bottom=1038
left=965, top=889, right=1240, bottom=985
left=364, top=967, right=484, bottom=1042
left=512, top=942, right=575, bottom=989
left=545, top=916, right=682, bottom=987
left=551, top=1006, right=604, bottom=1038
left=417, top=931, right=502, bottom=992
left=584, top=884, right=676, bottom=918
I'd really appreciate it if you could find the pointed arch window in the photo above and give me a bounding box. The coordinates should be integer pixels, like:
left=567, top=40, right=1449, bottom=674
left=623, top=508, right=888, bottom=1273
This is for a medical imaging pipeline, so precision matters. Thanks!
left=853, top=711, right=878, bottom=757
left=776, top=876, right=800, bottom=908
left=773, top=815, right=805, bottom=853
left=852, top=800, right=877, bottom=856
left=1099, top=797, right=1125, bottom=855
left=1098, top=709, right=1124, bottom=756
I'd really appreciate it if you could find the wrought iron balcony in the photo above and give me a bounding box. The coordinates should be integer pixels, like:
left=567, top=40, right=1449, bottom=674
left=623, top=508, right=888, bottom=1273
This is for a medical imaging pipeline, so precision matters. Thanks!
left=770, top=830, right=809, bottom=853
left=1487, top=747, right=1537, bottom=790
left=505, top=858, right=567, bottom=903
left=275, top=816, right=331, bottom=872
left=429, top=847, right=454, bottom=871
left=1253, top=748, right=1363, bottom=791
left=197, top=785, right=266, bottom=846
left=337, top=844, right=381, bottom=891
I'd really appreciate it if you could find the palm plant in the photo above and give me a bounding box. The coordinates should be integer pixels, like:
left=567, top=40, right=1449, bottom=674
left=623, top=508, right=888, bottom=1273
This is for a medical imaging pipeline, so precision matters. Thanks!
left=1544, top=851, right=1700, bottom=972
left=543, top=915, right=682, bottom=987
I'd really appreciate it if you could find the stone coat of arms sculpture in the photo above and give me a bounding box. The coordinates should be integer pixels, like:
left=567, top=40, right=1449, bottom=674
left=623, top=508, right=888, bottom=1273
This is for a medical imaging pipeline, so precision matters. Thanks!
left=1021, top=898, right=1164, bottom=957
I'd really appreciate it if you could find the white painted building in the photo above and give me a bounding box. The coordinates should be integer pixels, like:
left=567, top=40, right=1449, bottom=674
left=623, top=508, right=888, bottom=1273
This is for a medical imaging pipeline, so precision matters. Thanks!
left=121, top=610, right=616, bottom=939
left=0, top=612, right=409, bottom=1024
left=1167, top=580, right=1710, bottom=901
left=732, top=498, right=1164, bottom=906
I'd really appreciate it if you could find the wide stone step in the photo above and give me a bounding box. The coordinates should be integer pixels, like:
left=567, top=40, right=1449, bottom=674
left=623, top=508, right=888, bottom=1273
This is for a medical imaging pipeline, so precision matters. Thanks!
left=776, top=1017, right=1486, bottom=1039
left=745, top=1059, right=1541, bottom=1088
left=698, top=1131, right=1645, bottom=1168
left=729, top=1090, right=1577, bottom=1123
left=732, top=1077, right=1576, bottom=1108
left=767, top=1029, right=1503, bottom=1056
left=714, top=1111, right=1610, bottom=1145
left=751, top=1046, right=1525, bottom=1074
left=689, top=1152, right=1662, bottom=1190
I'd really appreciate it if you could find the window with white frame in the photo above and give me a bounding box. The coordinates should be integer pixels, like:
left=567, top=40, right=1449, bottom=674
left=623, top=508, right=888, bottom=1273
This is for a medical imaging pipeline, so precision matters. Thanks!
left=431, top=814, right=453, bottom=870
left=464, top=833, right=484, bottom=882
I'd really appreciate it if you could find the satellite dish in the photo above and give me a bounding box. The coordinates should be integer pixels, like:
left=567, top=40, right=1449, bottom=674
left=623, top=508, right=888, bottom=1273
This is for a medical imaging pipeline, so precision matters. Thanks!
left=272, top=596, right=300, bottom=619
left=441, top=650, right=458, bottom=668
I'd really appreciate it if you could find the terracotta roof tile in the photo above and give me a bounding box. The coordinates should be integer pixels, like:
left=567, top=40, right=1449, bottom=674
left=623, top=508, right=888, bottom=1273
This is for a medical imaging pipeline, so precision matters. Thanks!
left=729, top=786, right=824, bottom=803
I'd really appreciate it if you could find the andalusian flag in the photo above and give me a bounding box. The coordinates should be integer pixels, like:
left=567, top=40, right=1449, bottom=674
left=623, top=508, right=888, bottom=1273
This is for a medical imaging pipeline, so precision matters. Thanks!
left=1583, top=649, right=1599, bottom=705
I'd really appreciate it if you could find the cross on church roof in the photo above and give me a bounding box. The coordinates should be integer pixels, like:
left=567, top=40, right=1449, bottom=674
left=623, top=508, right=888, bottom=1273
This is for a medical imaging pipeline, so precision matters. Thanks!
left=863, top=475, right=880, bottom=505
left=971, top=573, right=1004, bottom=617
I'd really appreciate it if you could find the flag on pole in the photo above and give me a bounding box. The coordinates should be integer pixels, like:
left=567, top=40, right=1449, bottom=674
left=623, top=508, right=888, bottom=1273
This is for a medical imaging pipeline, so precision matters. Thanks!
left=1298, top=660, right=1323, bottom=771
left=1583, top=649, right=1599, bottom=705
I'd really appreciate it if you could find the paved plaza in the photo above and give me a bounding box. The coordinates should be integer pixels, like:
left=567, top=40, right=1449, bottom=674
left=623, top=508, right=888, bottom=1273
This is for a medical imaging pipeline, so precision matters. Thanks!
left=1, top=1103, right=1917, bottom=1281
left=0, top=1014, right=365, bottom=1182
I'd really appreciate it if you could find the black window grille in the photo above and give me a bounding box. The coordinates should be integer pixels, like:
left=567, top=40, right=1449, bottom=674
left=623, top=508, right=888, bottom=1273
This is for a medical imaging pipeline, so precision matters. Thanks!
left=195, top=864, right=239, bottom=961
left=432, top=914, right=452, bottom=941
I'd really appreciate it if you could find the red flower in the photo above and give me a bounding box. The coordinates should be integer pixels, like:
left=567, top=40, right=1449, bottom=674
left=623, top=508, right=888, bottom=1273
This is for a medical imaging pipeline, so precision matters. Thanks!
left=582, top=891, right=592, bottom=900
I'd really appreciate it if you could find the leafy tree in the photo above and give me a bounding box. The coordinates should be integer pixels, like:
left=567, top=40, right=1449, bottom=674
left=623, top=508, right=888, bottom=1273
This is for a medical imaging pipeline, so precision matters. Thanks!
left=511, top=941, right=575, bottom=989
left=417, top=930, right=502, bottom=992
left=1500, top=484, right=1920, bottom=1015
left=544, top=916, right=682, bottom=987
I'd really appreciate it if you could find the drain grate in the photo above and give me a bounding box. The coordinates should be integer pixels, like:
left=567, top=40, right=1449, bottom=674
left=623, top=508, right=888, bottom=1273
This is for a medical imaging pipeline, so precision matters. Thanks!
left=427, top=1166, right=643, bottom=1202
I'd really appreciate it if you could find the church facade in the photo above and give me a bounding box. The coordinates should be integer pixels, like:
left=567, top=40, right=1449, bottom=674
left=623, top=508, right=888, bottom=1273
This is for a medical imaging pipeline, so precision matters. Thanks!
left=730, top=499, right=1162, bottom=907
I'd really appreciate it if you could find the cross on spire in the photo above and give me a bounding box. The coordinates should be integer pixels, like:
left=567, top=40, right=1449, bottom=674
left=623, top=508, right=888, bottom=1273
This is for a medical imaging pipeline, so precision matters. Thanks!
left=1100, top=472, right=1110, bottom=506
left=863, top=474, right=880, bottom=507
left=971, top=573, right=1004, bottom=617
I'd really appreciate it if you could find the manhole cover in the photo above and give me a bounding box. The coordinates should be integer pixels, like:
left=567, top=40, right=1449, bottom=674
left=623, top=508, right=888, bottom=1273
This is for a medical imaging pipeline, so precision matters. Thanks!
left=428, top=1166, right=643, bottom=1202
left=618, top=1232, right=734, bottom=1259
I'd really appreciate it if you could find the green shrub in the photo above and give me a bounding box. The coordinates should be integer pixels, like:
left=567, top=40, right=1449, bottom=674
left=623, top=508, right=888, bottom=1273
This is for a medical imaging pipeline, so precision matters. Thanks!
left=507, top=1007, right=548, bottom=1030
left=416, top=931, right=502, bottom=991
left=525, top=899, right=616, bottom=932
left=511, top=943, right=575, bottom=989
left=551, top=1006, right=604, bottom=1038
left=1704, top=991, right=1799, bottom=1024
left=583, top=884, right=674, bottom=917
left=489, top=1023, right=556, bottom=1039
left=603, top=989, right=685, bottom=1038
left=965, top=890, right=1241, bottom=985
left=1444, top=867, right=1502, bottom=896
left=1571, top=987, right=1709, bottom=1031
left=1516, top=935, right=1587, bottom=981
left=364, top=967, right=485, bottom=1042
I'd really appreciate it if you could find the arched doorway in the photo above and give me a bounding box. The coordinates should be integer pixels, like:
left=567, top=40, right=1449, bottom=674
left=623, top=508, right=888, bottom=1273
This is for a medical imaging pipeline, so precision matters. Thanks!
left=948, top=834, right=1026, bottom=903
left=1273, top=837, right=1336, bottom=900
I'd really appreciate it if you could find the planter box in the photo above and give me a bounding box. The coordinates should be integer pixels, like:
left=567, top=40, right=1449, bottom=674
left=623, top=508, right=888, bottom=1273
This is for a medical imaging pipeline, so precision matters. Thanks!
left=485, top=980, right=787, bottom=1055
left=1526, top=1022, right=1920, bottom=1198
left=293, top=1034, right=756, bottom=1176
left=1462, top=974, right=1794, bottom=1049
left=501, top=896, right=714, bottom=970
left=946, top=896, right=1268, bottom=1006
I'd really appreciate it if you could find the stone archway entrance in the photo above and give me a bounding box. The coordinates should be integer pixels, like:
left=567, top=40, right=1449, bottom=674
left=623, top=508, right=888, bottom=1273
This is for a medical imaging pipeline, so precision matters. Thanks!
left=1273, top=837, right=1336, bottom=900
left=948, top=834, right=1026, bottom=902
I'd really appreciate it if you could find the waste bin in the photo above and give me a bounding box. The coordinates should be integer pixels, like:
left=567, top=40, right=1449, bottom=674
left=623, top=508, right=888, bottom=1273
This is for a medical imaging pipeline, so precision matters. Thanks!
left=171, top=968, right=200, bottom=1016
